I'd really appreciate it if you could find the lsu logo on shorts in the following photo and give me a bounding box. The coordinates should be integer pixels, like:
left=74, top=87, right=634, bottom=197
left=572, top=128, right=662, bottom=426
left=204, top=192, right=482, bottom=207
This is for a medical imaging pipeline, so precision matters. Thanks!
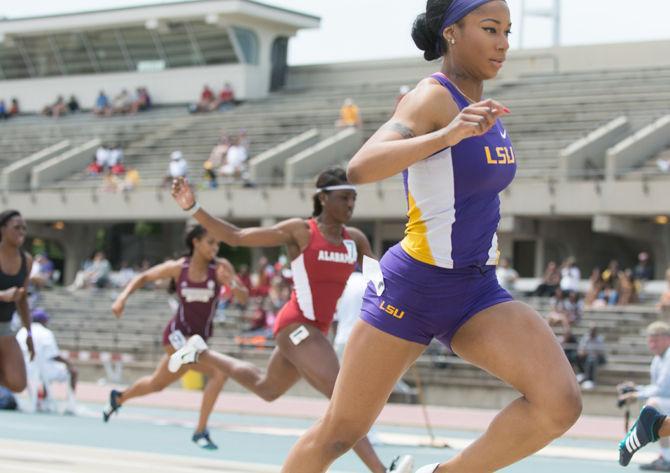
left=379, top=300, right=405, bottom=319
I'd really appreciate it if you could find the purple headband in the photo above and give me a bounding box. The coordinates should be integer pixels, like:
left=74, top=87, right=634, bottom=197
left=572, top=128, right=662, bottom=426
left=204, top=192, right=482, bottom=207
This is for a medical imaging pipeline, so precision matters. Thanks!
left=436, top=0, right=493, bottom=54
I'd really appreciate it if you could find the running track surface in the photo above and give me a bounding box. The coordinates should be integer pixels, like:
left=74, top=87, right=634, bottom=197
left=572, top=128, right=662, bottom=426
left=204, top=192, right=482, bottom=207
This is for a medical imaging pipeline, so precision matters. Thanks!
left=0, top=382, right=651, bottom=472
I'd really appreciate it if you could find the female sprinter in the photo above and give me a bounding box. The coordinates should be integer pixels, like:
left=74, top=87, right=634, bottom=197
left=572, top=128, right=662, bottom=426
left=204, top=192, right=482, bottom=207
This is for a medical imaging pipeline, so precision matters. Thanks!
left=280, top=1, right=582, bottom=472
left=0, top=210, right=34, bottom=392
left=103, top=224, right=248, bottom=450
left=169, top=168, right=413, bottom=472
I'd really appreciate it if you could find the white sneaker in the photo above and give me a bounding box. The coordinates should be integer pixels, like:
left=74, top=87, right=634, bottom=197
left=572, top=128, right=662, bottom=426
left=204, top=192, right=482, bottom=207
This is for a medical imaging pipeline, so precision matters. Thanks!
left=168, top=335, right=208, bottom=373
left=415, top=463, right=440, bottom=473
left=388, top=455, right=414, bottom=472
left=581, top=380, right=595, bottom=390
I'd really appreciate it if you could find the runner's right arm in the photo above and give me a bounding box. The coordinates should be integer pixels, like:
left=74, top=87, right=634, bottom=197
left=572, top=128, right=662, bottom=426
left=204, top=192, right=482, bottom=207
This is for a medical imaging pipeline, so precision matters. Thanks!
left=111, top=260, right=182, bottom=318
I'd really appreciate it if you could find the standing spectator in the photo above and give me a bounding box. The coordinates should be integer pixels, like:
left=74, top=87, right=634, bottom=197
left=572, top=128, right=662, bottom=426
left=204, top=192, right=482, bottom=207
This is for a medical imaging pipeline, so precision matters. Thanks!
left=67, top=95, right=80, bottom=113
left=9, top=98, right=19, bottom=117
left=336, top=97, right=362, bottom=128
left=634, top=251, right=654, bottom=282
left=495, top=257, right=518, bottom=291
left=576, top=324, right=606, bottom=389
left=212, top=82, right=235, bottom=111
left=220, top=135, right=248, bottom=181
left=560, top=256, right=581, bottom=295
left=191, top=85, right=215, bottom=113
left=164, top=150, right=188, bottom=187
left=0, top=100, right=7, bottom=120
left=533, top=261, right=561, bottom=296
left=93, top=91, right=111, bottom=116
left=16, top=308, right=78, bottom=414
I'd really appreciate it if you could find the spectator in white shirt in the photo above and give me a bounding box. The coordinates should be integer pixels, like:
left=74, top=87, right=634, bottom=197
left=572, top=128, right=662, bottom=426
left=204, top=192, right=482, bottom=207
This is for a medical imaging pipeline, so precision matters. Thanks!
left=560, top=256, right=581, bottom=294
left=16, top=309, right=77, bottom=413
left=164, top=150, right=188, bottom=187
left=220, top=136, right=248, bottom=180
left=495, top=257, right=518, bottom=292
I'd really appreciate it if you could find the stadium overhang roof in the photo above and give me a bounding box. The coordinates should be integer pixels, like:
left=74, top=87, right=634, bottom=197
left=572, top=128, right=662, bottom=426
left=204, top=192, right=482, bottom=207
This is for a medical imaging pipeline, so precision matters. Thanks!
left=0, top=0, right=320, bottom=36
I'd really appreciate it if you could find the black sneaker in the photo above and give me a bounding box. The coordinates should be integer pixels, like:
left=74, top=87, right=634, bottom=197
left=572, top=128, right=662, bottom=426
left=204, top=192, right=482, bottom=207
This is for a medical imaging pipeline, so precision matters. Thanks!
left=102, top=389, right=122, bottom=422
left=192, top=429, right=218, bottom=450
left=619, top=405, right=664, bottom=466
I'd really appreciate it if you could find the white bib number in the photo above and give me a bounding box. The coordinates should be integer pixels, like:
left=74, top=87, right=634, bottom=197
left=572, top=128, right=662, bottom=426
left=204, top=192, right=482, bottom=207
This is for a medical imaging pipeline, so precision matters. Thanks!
left=168, top=330, right=187, bottom=350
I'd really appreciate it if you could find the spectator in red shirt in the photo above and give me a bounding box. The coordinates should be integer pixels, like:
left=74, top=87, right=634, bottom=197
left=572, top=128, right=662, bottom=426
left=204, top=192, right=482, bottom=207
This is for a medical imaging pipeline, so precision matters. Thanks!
left=190, top=85, right=215, bottom=113
left=211, top=83, right=235, bottom=111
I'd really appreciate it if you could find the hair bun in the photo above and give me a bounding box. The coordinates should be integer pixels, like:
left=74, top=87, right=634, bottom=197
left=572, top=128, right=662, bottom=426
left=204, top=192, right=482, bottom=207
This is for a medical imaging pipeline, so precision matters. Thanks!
left=412, top=13, right=441, bottom=61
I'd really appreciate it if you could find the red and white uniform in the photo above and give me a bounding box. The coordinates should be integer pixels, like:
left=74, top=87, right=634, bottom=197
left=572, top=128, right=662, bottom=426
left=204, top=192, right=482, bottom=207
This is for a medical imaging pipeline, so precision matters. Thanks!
left=162, top=258, right=220, bottom=347
left=274, top=219, right=357, bottom=335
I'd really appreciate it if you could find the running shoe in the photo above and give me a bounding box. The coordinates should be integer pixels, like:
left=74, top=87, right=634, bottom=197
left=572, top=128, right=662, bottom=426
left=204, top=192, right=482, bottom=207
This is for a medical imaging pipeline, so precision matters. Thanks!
left=192, top=429, right=218, bottom=450
left=102, top=389, right=122, bottom=422
left=387, top=455, right=414, bottom=472
left=414, top=463, right=440, bottom=473
left=619, top=405, right=665, bottom=466
left=168, top=335, right=208, bottom=373
left=640, top=457, right=670, bottom=471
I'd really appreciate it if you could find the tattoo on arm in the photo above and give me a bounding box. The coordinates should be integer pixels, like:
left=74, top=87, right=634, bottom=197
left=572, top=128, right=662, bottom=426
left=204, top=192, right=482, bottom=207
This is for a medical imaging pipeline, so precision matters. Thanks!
left=383, top=122, right=416, bottom=139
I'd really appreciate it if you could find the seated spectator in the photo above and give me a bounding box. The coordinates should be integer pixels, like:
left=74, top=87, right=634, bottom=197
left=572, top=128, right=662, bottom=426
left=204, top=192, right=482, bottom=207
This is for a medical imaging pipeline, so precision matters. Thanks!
left=130, top=87, right=151, bottom=114
left=67, top=95, right=80, bottom=113
left=548, top=289, right=583, bottom=331
left=211, top=82, right=236, bottom=111
left=16, top=308, right=78, bottom=414
left=29, top=253, right=54, bottom=290
left=533, top=261, right=561, bottom=297
left=0, top=99, right=7, bottom=120
left=121, top=167, right=141, bottom=192
left=495, top=257, right=518, bottom=291
left=108, top=144, right=125, bottom=175
left=9, top=98, right=19, bottom=117
left=89, top=144, right=110, bottom=175
left=205, top=136, right=230, bottom=189
left=584, top=267, right=604, bottom=306
left=599, top=259, right=620, bottom=305
left=576, top=324, right=606, bottom=389
left=560, top=256, right=581, bottom=295
left=560, top=327, right=579, bottom=369
left=617, top=268, right=637, bottom=306
left=164, top=150, right=188, bottom=187
left=94, top=91, right=111, bottom=116
left=110, top=261, right=137, bottom=288
left=658, top=268, right=670, bottom=317
left=220, top=135, right=248, bottom=181
left=69, top=251, right=111, bottom=290
left=42, top=95, right=67, bottom=118
left=190, top=85, right=215, bottom=113
left=336, top=98, right=362, bottom=128
left=634, top=251, right=654, bottom=282
left=112, top=89, right=133, bottom=115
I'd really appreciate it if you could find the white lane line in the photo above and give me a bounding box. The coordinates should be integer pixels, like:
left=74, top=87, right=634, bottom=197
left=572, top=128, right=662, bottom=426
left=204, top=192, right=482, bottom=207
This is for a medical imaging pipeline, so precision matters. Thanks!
left=0, top=438, right=355, bottom=473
